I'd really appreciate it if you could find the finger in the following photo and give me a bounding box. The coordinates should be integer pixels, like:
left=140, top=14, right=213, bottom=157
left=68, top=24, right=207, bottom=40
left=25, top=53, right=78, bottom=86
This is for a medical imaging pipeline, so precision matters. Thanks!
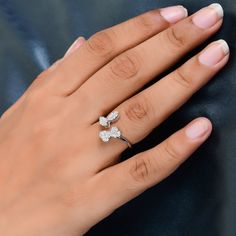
left=45, top=6, right=188, bottom=95
left=88, top=39, right=228, bottom=170
left=64, top=37, right=86, bottom=58
left=1, top=36, right=88, bottom=119
left=91, top=118, right=212, bottom=215
left=114, top=40, right=229, bottom=144
left=1, top=37, right=85, bottom=119
left=76, top=3, right=224, bottom=124
left=46, top=37, right=86, bottom=74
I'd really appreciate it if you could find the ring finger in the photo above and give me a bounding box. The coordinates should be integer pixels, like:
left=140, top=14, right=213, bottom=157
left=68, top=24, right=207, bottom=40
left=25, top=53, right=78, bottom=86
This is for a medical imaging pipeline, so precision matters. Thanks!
left=89, top=39, right=229, bottom=170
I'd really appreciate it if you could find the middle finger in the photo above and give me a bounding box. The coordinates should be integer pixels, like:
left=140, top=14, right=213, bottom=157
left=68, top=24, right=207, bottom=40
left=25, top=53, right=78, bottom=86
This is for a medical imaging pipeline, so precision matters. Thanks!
left=73, top=3, right=224, bottom=124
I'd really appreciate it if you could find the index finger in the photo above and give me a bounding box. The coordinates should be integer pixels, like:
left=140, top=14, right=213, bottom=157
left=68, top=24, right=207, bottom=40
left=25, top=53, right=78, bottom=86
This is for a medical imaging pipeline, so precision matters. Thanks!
left=47, top=5, right=188, bottom=95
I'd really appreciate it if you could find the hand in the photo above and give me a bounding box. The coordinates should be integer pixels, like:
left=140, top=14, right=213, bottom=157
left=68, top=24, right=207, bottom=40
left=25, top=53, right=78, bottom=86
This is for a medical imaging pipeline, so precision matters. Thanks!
left=0, top=4, right=229, bottom=236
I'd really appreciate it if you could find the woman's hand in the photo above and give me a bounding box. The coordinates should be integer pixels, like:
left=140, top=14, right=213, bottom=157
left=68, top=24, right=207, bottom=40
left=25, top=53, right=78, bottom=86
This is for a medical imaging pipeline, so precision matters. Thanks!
left=0, top=4, right=229, bottom=236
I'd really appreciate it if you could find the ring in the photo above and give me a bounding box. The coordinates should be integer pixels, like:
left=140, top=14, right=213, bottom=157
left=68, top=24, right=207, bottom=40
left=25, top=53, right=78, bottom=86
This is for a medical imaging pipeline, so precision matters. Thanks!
left=99, top=111, right=132, bottom=148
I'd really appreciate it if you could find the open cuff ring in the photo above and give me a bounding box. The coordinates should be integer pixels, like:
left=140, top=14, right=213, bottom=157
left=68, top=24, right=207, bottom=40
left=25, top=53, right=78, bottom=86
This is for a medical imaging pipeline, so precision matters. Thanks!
left=98, top=111, right=132, bottom=148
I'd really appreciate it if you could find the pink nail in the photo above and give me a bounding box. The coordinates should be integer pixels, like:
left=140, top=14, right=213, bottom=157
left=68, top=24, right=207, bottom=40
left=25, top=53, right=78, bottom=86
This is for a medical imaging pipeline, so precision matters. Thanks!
left=65, top=37, right=85, bottom=57
left=192, top=3, right=223, bottom=29
left=186, top=118, right=212, bottom=139
left=160, top=6, right=188, bottom=24
left=199, top=40, right=229, bottom=66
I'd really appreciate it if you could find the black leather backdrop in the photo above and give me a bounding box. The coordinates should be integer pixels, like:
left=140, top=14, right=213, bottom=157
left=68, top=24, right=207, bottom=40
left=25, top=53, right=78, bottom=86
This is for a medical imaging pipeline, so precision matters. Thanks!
left=0, top=0, right=235, bottom=235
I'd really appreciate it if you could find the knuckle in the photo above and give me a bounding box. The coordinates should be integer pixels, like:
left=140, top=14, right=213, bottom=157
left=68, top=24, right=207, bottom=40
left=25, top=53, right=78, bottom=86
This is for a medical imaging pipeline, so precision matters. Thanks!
left=124, top=96, right=150, bottom=122
left=129, top=155, right=153, bottom=184
left=164, top=139, right=180, bottom=162
left=165, top=27, right=185, bottom=50
left=134, top=12, right=157, bottom=35
left=86, top=30, right=114, bottom=57
left=110, top=51, right=140, bottom=79
left=173, top=68, right=192, bottom=89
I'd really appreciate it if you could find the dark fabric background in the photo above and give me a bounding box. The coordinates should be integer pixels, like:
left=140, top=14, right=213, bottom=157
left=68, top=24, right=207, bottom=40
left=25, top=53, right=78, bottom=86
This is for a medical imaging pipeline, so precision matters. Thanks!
left=0, top=0, right=235, bottom=235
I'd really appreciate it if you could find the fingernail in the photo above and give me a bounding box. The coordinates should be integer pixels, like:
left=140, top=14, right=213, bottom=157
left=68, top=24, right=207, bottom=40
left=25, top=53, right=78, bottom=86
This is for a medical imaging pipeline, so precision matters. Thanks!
left=65, top=37, right=85, bottom=57
left=160, top=5, right=188, bottom=23
left=199, top=39, right=229, bottom=66
left=192, top=3, right=223, bottom=29
left=186, top=118, right=212, bottom=139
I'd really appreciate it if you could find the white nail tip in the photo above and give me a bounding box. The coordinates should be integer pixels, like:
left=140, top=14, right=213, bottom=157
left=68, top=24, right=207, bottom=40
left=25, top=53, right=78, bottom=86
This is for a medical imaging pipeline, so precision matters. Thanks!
left=180, top=6, right=188, bottom=17
left=209, top=3, right=224, bottom=18
left=217, top=39, right=229, bottom=55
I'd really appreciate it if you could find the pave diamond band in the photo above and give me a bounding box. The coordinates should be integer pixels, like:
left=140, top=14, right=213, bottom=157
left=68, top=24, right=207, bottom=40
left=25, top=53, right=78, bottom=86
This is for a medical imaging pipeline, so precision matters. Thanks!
left=99, top=111, right=132, bottom=148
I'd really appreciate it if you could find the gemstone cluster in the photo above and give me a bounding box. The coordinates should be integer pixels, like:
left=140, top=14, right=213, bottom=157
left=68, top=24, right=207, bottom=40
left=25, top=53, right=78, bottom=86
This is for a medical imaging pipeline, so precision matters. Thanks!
left=99, top=111, right=121, bottom=142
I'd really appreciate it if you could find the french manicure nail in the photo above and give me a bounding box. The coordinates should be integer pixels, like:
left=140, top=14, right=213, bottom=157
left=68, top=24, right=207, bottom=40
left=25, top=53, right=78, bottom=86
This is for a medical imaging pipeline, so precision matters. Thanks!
left=192, top=3, right=223, bottom=29
left=199, top=39, right=229, bottom=66
left=186, top=118, right=211, bottom=139
left=160, top=5, right=188, bottom=24
left=65, top=37, right=85, bottom=57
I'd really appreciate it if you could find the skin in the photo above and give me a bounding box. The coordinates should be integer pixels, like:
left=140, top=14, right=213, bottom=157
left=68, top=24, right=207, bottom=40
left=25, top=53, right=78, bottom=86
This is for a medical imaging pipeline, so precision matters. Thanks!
left=0, top=5, right=229, bottom=236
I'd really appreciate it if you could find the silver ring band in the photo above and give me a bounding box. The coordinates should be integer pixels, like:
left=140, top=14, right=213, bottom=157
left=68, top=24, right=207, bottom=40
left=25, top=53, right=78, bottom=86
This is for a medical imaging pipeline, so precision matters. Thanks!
left=119, top=135, right=132, bottom=148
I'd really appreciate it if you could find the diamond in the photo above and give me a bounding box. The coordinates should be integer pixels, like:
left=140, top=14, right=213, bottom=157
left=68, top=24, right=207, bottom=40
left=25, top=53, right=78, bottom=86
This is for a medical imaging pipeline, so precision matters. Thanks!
left=99, top=130, right=110, bottom=142
left=99, top=111, right=119, bottom=128
left=107, top=111, right=119, bottom=122
left=110, top=127, right=121, bottom=138
left=99, top=116, right=109, bottom=127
